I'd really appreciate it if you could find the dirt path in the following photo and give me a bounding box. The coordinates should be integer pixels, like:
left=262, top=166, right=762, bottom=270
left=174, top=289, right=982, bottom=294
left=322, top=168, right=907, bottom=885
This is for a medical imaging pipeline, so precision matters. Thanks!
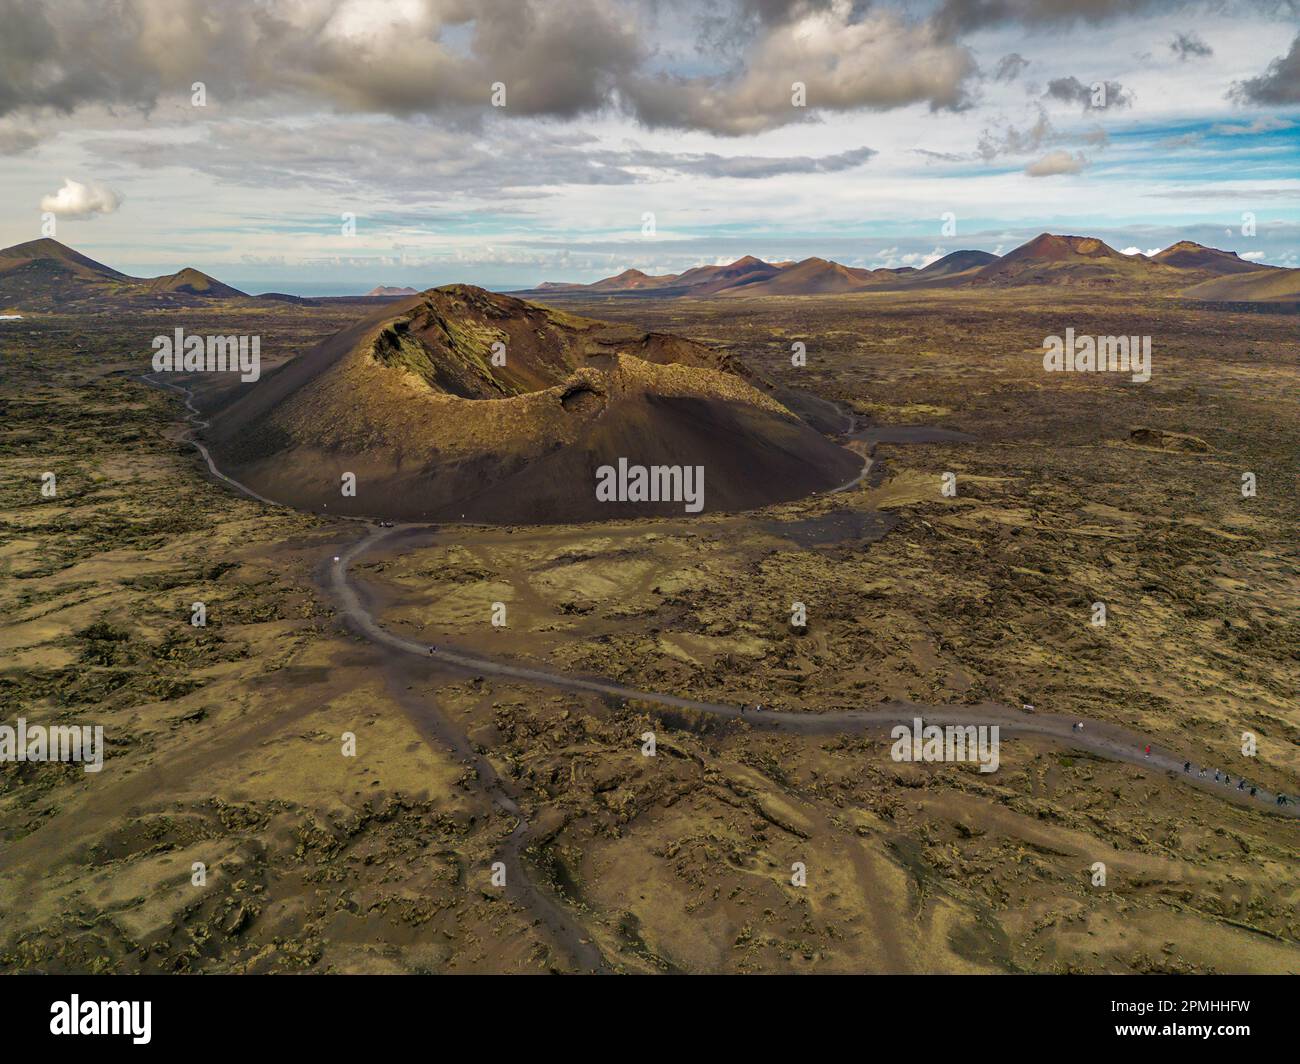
left=144, top=375, right=611, bottom=971
left=376, top=658, right=610, bottom=973
left=134, top=373, right=1300, bottom=971
left=147, top=375, right=1300, bottom=853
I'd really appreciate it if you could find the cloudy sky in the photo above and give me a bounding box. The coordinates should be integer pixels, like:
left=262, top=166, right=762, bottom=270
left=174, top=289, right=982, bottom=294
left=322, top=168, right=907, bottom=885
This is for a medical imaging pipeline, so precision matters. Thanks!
left=1, top=0, right=1298, bottom=292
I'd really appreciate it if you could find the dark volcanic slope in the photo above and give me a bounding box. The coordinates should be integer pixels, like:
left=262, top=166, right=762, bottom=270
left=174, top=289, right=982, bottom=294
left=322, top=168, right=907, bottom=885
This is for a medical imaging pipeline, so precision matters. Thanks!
left=915, top=249, right=999, bottom=279
left=203, top=286, right=862, bottom=523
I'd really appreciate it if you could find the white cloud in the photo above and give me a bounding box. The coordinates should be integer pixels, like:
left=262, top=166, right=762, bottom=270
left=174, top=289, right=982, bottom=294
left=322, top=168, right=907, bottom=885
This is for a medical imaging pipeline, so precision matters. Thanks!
left=871, top=244, right=947, bottom=268
left=39, top=178, right=122, bottom=219
left=1024, top=150, right=1088, bottom=177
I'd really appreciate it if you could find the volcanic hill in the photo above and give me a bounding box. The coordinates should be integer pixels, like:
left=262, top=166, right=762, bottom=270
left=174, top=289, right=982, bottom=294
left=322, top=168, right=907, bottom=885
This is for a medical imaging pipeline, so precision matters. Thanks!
left=202, top=285, right=863, bottom=523
left=1152, top=241, right=1268, bottom=275
left=966, top=233, right=1170, bottom=287
left=0, top=238, right=248, bottom=309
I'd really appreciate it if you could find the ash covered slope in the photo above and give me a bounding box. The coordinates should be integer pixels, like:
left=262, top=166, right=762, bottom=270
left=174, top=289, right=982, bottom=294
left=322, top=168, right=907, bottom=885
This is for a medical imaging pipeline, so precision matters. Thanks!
left=203, top=285, right=861, bottom=523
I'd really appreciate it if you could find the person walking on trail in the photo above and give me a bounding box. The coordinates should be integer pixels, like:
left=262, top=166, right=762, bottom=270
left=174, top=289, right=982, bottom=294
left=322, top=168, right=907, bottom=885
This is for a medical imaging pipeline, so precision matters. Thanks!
left=1144, top=744, right=1151, bottom=759
left=1214, top=771, right=1221, bottom=782
left=1238, top=779, right=1246, bottom=790
left=1250, top=786, right=1257, bottom=797
left=1183, top=761, right=1191, bottom=773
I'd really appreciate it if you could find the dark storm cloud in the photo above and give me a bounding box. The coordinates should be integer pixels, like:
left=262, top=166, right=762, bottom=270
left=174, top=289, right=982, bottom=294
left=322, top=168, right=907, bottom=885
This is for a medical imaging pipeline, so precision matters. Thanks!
left=0, top=0, right=640, bottom=118
left=1230, top=32, right=1300, bottom=103
left=1044, top=76, right=1134, bottom=110
left=0, top=0, right=976, bottom=138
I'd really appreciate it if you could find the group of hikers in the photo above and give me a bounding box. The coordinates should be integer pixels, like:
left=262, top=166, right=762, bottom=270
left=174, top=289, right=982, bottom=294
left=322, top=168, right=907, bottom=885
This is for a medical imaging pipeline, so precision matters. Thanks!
left=1182, top=759, right=1290, bottom=806
left=1067, top=721, right=1289, bottom=807
left=735, top=713, right=1293, bottom=806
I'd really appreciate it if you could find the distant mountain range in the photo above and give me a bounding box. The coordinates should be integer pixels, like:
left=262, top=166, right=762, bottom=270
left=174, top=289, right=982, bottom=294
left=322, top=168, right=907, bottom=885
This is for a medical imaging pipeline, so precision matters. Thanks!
left=0, top=239, right=427, bottom=311
left=517, top=234, right=1296, bottom=302
left=1, top=234, right=1295, bottom=312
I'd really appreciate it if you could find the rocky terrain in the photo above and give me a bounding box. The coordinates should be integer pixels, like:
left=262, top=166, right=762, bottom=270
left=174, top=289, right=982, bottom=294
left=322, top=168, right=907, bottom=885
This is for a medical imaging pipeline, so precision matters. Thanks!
left=0, top=284, right=1296, bottom=973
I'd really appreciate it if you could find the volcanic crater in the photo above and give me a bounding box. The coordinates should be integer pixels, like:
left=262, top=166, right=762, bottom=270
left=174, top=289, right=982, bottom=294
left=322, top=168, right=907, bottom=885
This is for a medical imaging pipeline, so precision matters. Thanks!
left=202, top=285, right=863, bottom=523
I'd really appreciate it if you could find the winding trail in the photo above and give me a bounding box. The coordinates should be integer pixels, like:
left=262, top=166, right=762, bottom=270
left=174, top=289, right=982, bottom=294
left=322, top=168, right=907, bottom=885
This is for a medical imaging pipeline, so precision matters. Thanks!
left=337, top=523, right=1298, bottom=816
left=146, top=371, right=1300, bottom=814
left=145, top=374, right=612, bottom=970
left=140, top=373, right=1300, bottom=970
